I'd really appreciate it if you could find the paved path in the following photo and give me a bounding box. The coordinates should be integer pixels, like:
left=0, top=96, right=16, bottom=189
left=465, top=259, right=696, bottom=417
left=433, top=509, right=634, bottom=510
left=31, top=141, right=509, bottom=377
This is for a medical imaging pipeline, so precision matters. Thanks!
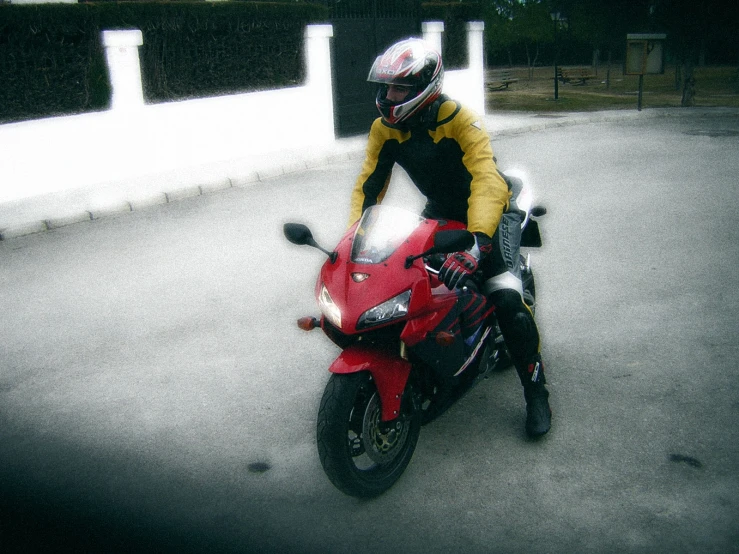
left=1, top=109, right=738, bottom=554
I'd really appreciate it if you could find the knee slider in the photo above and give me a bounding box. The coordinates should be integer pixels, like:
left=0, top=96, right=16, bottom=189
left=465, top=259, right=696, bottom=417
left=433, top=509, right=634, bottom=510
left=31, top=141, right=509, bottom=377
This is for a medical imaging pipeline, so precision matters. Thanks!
left=490, top=289, right=539, bottom=361
left=509, top=311, right=534, bottom=337
left=490, top=289, right=526, bottom=320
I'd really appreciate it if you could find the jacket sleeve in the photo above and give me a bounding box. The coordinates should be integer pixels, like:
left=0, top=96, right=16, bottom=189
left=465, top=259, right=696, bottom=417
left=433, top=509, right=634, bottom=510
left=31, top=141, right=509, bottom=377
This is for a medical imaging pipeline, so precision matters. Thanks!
left=348, top=119, right=396, bottom=227
left=452, top=108, right=510, bottom=237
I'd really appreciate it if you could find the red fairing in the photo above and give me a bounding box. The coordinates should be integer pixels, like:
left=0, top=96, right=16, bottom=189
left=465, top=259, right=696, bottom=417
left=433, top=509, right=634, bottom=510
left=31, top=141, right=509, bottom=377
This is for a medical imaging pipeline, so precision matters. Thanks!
left=317, top=207, right=473, bottom=421
left=329, top=345, right=411, bottom=421
left=318, top=217, right=448, bottom=338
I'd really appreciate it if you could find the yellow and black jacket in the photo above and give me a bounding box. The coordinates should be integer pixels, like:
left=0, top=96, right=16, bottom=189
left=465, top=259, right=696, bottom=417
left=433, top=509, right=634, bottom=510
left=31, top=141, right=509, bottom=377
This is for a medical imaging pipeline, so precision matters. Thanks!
left=349, top=95, right=511, bottom=238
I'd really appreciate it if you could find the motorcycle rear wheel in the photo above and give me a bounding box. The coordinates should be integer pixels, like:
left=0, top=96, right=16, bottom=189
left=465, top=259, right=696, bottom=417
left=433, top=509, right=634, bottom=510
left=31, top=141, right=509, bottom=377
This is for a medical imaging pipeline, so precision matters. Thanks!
left=316, top=372, right=420, bottom=498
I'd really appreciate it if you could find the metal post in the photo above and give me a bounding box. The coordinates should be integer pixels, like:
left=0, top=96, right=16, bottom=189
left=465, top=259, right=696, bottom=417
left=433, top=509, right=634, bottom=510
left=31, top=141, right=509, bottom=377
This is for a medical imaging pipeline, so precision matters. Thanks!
left=553, top=20, right=559, bottom=100
left=550, top=12, right=566, bottom=100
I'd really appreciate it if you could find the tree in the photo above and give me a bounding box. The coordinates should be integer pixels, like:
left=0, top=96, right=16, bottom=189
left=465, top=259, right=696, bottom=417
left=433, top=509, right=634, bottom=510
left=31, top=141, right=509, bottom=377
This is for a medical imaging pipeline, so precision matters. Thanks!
left=563, top=0, right=650, bottom=82
left=483, top=0, right=518, bottom=67
left=482, top=0, right=738, bottom=93
left=651, top=0, right=738, bottom=105
left=512, top=1, right=553, bottom=78
left=484, top=0, right=554, bottom=76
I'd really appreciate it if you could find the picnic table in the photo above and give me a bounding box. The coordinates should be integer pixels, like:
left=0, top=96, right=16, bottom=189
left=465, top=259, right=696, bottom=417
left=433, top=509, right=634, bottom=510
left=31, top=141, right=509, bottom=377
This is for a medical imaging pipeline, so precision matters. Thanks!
left=486, top=69, right=519, bottom=91
left=557, top=67, right=596, bottom=85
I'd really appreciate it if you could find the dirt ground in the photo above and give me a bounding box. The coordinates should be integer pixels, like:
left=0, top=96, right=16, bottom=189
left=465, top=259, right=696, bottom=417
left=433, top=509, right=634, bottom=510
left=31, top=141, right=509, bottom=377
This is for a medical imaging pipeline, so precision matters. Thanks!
left=485, top=64, right=739, bottom=112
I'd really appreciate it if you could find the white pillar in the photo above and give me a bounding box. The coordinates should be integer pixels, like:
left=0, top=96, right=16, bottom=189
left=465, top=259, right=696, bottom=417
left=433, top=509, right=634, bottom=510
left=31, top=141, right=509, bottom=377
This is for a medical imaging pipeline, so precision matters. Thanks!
left=102, top=30, right=144, bottom=111
left=466, top=21, right=485, bottom=116
left=304, top=24, right=335, bottom=142
left=422, top=21, right=444, bottom=55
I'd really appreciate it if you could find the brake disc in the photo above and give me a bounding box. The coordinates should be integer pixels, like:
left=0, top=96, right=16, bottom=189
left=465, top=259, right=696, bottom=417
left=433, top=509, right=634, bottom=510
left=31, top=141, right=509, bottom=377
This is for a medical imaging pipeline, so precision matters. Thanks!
left=362, top=392, right=408, bottom=465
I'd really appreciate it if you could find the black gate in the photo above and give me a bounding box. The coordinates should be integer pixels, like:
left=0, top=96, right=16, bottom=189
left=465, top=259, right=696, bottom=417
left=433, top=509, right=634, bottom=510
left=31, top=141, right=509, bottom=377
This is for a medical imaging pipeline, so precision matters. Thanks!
left=324, top=0, right=422, bottom=137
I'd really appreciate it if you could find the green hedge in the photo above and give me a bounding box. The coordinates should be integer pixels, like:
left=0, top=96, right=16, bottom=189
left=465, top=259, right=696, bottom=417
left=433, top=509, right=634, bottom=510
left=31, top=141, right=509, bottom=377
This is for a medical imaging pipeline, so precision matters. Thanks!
left=421, top=2, right=482, bottom=70
left=0, top=2, right=481, bottom=124
left=0, top=2, right=329, bottom=123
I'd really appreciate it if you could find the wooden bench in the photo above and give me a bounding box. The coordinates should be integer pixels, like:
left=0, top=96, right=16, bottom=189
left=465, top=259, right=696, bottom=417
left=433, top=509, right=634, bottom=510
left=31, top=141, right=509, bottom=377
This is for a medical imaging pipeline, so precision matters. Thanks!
left=486, top=69, right=519, bottom=91
left=557, top=67, right=596, bottom=85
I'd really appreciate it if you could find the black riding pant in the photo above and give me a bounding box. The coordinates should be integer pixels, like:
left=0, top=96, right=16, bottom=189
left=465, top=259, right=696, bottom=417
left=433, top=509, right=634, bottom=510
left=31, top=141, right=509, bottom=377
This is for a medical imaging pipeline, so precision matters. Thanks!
left=481, top=211, right=541, bottom=371
left=421, top=204, right=542, bottom=374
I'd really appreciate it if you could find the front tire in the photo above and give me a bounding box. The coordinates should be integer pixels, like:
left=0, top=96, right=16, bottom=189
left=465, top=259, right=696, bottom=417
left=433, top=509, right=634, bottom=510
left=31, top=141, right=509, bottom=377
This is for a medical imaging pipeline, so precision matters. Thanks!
left=316, top=372, right=420, bottom=498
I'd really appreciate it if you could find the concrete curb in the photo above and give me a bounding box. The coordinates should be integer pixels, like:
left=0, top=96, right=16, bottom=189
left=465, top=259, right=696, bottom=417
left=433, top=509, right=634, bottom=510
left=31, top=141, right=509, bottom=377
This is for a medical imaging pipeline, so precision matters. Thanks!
left=1, top=108, right=736, bottom=240
left=0, top=135, right=368, bottom=240
left=489, top=107, right=668, bottom=137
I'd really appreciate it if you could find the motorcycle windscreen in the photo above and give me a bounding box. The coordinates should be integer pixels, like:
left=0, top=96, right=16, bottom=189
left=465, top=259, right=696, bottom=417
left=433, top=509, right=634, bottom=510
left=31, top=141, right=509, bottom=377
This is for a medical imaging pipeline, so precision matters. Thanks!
left=351, top=205, right=424, bottom=264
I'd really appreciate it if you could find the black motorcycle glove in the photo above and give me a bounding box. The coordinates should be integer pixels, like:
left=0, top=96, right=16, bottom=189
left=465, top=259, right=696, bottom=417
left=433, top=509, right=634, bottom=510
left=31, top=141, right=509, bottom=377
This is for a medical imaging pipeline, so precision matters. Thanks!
left=438, top=232, right=492, bottom=290
left=439, top=251, right=478, bottom=289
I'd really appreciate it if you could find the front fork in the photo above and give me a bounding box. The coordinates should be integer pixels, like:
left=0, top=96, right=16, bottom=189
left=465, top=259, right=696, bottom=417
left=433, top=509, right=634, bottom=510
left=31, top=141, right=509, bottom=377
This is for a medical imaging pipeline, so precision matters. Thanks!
left=329, top=345, right=412, bottom=422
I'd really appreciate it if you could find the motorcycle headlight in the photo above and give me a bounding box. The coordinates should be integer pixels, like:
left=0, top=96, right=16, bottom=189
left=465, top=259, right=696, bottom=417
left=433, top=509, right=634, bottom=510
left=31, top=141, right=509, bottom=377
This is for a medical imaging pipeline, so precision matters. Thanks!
left=318, top=285, right=342, bottom=329
left=357, top=290, right=411, bottom=330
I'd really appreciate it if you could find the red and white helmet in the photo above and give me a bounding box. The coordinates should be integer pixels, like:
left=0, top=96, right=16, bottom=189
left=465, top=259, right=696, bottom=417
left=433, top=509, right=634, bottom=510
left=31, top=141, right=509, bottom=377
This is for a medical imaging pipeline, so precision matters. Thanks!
left=367, top=38, right=444, bottom=125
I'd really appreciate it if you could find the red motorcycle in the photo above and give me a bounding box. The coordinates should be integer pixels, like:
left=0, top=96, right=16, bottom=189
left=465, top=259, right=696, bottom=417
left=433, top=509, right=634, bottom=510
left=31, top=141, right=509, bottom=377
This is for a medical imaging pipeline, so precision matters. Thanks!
left=284, top=178, right=544, bottom=497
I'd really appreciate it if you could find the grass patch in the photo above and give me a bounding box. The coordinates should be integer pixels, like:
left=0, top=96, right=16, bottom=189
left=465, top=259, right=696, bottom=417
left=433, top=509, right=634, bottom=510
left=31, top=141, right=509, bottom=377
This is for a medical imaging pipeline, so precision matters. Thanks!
left=485, top=65, right=739, bottom=112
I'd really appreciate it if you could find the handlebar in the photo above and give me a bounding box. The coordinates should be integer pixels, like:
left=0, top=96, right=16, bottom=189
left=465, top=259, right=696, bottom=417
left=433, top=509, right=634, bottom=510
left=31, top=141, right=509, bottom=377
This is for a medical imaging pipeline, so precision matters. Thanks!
left=424, top=261, right=481, bottom=293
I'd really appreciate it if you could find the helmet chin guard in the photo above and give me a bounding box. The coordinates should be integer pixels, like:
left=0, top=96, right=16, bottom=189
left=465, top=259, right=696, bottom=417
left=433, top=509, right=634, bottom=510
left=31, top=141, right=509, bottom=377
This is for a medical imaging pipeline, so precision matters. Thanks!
left=368, top=38, right=444, bottom=125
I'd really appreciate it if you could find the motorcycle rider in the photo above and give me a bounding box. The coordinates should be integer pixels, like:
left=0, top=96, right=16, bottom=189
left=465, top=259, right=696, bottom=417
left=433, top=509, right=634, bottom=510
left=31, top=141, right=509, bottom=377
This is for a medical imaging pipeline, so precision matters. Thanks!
left=347, top=38, right=552, bottom=437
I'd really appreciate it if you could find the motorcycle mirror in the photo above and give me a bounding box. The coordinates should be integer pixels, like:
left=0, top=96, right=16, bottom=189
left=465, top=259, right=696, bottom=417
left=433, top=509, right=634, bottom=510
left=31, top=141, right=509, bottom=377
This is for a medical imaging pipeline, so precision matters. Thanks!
left=283, top=222, right=338, bottom=263
left=283, top=223, right=314, bottom=246
left=432, top=230, right=475, bottom=254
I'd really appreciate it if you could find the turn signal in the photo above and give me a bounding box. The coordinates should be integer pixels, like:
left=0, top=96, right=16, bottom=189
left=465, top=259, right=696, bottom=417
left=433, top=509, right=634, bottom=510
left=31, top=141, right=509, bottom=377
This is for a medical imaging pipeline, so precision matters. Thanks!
left=435, top=331, right=456, bottom=346
left=297, top=317, right=319, bottom=331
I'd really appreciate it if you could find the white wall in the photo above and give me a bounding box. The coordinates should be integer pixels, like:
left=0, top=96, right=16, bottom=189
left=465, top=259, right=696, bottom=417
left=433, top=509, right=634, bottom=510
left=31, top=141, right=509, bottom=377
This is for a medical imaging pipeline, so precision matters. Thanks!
left=0, top=25, right=335, bottom=204
left=424, top=21, right=486, bottom=116
left=0, top=22, right=485, bottom=205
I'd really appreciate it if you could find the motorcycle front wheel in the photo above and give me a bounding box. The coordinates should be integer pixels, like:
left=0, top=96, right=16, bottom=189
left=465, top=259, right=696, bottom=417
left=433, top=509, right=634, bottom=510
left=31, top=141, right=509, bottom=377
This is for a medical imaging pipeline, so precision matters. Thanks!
left=316, top=372, right=421, bottom=498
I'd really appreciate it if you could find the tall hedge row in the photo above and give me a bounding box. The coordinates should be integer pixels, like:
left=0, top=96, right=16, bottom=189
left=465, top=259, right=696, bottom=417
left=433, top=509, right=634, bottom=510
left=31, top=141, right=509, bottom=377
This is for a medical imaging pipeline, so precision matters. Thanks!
left=0, top=1, right=478, bottom=124
left=421, top=2, right=482, bottom=70
left=0, top=2, right=328, bottom=123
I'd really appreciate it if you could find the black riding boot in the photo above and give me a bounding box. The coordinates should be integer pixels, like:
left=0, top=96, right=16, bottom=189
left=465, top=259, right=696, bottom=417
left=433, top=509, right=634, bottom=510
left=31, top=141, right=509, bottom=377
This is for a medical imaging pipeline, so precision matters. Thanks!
left=489, top=289, right=552, bottom=437
left=515, top=354, right=551, bottom=437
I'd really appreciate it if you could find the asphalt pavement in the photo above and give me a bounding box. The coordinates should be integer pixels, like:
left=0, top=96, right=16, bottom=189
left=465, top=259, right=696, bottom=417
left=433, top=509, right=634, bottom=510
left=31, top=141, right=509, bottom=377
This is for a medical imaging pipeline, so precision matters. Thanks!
left=1, top=108, right=738, bottom=554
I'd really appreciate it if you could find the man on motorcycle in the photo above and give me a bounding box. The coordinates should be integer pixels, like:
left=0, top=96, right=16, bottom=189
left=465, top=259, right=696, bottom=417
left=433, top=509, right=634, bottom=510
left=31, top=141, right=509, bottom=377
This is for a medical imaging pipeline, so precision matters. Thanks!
left=348, top=38, right=552, bottom=437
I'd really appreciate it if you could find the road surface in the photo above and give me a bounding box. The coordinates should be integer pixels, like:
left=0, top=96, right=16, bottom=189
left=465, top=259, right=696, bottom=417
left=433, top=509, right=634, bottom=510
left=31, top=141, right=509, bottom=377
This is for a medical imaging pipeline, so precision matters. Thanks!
left=1, top=113, right=738, bottom=553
